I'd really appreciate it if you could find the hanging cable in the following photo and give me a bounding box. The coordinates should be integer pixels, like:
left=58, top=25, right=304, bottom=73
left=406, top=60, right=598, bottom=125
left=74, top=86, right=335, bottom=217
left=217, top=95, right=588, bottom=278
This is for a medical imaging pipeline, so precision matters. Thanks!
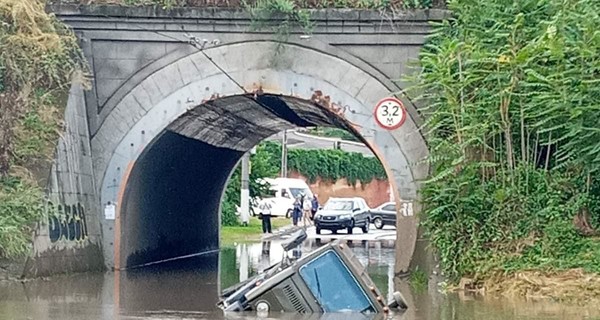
left=180, top=29, right=248, bottom=94
left=70, top=10, right=249, bottom=95
left=63, top=11, right=312, bottom=127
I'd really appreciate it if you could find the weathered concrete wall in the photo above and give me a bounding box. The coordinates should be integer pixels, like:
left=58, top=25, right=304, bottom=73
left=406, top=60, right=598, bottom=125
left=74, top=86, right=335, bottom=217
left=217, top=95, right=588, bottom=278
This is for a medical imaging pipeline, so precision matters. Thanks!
left=48, top=4, right=449, bottom=136
left=24, top=82, right=104, bottom=277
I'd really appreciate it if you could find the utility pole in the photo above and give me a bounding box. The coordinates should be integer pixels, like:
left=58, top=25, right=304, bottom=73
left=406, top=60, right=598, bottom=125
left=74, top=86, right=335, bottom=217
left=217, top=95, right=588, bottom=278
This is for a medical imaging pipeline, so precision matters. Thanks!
left=281, top=130, right=288, bottom=178
left=240, top=152, right=250, bottom=226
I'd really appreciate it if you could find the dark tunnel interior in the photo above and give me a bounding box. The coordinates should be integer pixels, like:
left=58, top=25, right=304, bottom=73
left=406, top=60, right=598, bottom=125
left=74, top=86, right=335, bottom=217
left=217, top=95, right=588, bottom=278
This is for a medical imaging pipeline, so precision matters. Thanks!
left=121, top=131, right=242, bottom=268
left=119, top=94, right=371, bottom=269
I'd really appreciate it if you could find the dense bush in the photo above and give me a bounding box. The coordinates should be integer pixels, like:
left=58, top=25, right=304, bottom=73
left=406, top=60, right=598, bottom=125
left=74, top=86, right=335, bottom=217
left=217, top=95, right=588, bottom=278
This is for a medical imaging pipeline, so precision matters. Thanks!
left=262, top=141, right=386, bottom=185
left=0, top=0, right=84, bottom=258
left=414, top=0, right=600, bottom=281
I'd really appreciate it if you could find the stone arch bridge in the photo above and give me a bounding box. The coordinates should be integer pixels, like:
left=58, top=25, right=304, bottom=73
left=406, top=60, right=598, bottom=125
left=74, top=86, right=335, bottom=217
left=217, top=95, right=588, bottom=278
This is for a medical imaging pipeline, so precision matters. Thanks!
left=28, top=4, right=447, bottom=276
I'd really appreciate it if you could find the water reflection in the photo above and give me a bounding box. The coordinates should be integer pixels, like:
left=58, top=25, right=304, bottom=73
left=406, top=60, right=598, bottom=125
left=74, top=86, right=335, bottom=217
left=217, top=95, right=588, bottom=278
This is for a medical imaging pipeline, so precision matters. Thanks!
left=0, top=240, right=599, bottom=319
left=119, top=252, right=219, bottom=313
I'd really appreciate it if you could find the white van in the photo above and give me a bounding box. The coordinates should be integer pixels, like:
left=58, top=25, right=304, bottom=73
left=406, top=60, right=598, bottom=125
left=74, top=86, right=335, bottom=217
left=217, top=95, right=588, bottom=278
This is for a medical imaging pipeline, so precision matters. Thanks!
left=253, top=178, right=313, bottom=217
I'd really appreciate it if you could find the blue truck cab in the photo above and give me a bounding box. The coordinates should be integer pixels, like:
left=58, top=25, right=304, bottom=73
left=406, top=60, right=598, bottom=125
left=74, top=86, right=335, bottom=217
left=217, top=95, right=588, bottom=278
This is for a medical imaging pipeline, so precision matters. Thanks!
left=217, top=230, right=407, bottom=315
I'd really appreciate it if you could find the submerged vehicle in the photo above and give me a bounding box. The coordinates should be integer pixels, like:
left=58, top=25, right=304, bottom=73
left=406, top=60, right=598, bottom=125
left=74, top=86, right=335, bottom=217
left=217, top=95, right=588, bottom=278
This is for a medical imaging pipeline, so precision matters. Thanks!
left=217, top=229, right=407, bottom=315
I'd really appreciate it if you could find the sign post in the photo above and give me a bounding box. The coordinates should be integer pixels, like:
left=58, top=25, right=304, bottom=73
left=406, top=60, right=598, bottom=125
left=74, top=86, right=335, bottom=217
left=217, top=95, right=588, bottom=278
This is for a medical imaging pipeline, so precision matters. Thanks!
left=373, top=97, right=407, bottom=130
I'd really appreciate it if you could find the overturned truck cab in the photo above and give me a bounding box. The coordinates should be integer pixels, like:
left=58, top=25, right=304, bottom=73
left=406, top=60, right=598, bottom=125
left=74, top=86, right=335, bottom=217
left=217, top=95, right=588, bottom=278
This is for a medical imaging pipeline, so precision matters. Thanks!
left=218, top=230, right=407, bottom=315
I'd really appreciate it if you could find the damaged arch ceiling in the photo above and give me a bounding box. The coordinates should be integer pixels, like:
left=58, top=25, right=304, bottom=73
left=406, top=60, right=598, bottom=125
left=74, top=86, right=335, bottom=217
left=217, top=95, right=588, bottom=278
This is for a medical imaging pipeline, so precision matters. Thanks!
left=166, top=94, right=356, bottom=152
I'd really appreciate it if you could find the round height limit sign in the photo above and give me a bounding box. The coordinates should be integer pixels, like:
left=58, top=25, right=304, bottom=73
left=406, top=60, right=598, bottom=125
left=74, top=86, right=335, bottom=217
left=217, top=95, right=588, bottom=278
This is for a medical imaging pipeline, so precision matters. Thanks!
left=374, top=97, right=407, bottom=130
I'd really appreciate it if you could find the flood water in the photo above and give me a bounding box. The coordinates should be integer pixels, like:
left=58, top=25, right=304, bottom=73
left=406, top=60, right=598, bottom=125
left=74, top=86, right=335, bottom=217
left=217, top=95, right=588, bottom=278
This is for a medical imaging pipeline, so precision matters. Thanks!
left=1, top=238, right=599, bottom=320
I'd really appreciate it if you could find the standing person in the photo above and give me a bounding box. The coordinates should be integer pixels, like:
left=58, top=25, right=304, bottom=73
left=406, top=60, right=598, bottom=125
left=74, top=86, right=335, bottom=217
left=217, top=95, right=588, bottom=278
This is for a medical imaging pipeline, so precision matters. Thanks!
left=311, top=194, right=319, bottom=220
left=259, top=199, right=273, bottom=234
left=292, top=195, right=302, bottom=226
left=302, top=194, right=313, bottom=226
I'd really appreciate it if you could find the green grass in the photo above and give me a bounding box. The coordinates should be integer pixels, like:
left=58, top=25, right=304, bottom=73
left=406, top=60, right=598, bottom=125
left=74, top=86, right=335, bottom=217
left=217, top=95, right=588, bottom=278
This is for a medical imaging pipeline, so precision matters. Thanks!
left=221, top=217, right=291, bottom=245
left=409, top=266, right=428, bottom=293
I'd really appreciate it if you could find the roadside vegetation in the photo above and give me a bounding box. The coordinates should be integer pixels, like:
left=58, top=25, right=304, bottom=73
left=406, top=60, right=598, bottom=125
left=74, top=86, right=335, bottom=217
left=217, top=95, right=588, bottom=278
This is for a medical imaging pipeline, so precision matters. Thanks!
left=413, top=0, right=600, bottom=302
left=0, top=0, right=84, bottom=258
left=221, top=216, right=290, bottom=244
left=221, top=140, right=386, bottom=226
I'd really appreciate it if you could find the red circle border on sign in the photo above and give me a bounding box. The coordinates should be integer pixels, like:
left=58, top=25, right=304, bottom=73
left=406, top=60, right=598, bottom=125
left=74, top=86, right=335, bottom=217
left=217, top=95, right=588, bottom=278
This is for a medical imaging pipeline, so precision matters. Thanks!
left=373, top=97, right=407, bottom=130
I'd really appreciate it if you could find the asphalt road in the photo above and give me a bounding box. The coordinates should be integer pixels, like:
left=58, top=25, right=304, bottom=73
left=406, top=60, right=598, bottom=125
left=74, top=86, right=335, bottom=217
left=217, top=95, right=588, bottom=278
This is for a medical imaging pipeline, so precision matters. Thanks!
left=266, top=130, right=375, bottom=157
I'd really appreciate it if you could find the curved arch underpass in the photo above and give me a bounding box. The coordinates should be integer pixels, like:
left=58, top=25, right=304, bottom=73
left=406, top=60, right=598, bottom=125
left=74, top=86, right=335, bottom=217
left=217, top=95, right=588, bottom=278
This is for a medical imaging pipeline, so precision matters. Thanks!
left=94, top=40, right=430, bottom=273
left=120, top=94, right=362, bottom=268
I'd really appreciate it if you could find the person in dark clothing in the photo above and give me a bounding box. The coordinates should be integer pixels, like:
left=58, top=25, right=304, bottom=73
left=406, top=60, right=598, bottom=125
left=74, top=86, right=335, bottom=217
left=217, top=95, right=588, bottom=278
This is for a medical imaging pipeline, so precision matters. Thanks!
left=310, top=194, right=319, bottom=220
left=259, top=199, right=273, bottom=233
left=292, top=196, right=303, bottom=226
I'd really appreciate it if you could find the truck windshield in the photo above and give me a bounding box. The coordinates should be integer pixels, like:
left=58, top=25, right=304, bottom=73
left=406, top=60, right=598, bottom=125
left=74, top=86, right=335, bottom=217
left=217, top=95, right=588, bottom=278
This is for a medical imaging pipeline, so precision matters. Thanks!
left=299, top=250, right=374, bottom=313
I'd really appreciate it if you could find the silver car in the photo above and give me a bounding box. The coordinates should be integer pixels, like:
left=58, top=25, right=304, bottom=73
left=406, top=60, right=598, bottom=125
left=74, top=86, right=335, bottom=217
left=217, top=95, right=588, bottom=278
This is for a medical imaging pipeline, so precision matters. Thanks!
left=314, top=197, right=371, bottom=234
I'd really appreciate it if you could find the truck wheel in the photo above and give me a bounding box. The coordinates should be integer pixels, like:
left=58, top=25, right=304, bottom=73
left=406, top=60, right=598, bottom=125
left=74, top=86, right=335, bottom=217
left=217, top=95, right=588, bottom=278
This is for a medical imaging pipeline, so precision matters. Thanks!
left=373, top=217, right=384, bottom=229
left=286, top=209, right=292, bottom=219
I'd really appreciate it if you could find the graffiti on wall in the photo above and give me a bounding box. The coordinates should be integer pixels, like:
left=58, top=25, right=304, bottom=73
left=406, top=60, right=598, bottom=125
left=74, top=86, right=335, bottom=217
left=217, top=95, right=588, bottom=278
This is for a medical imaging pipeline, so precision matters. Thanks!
left=47, top=202, right=89, bottom=242
left=310, top=90, right=362, bottom=132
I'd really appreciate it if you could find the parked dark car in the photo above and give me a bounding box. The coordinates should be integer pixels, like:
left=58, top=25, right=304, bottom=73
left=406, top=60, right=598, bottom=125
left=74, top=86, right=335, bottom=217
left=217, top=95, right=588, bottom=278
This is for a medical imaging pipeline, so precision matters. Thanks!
left=369, top=202, right=397, bottom=229
left=218, top=229, right=408, bottom=315
left=314, top=197, right=370, bottom=234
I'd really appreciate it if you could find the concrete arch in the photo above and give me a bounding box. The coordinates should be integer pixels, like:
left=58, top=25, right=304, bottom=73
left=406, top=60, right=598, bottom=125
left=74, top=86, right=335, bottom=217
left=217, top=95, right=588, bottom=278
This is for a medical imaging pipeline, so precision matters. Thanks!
left=93, top=40, right=429, bottom=271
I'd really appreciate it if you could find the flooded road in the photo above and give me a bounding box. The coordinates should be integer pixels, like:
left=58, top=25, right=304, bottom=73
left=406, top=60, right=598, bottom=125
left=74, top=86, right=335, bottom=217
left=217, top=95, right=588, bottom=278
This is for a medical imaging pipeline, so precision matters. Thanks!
left=0, top=239, right=599, bottom=320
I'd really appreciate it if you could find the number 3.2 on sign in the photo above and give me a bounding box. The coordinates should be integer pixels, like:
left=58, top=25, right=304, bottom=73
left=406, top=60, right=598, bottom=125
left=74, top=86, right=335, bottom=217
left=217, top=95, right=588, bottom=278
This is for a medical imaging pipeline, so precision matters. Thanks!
left=374, top=97, right=407, bottom=130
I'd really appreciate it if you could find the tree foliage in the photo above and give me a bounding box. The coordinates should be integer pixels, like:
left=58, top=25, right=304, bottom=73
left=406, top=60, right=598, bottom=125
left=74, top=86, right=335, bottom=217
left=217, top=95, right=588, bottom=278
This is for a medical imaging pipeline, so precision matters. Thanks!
left=413, top=0, right=600, bottom=281
left=261, top=141, right=386, bottom=185
left=221, top=143, right=280, bottom=226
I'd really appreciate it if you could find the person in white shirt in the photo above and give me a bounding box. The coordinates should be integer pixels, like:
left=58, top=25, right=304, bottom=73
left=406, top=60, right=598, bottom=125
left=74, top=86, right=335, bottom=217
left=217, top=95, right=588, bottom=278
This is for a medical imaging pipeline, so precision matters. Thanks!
left=258, top=199, right=273, bottom=233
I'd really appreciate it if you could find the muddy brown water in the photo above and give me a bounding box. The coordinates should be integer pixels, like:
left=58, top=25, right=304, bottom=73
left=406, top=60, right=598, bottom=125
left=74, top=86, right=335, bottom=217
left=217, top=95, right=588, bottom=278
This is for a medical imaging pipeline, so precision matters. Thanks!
left=0, top=239, right=598, bottom=320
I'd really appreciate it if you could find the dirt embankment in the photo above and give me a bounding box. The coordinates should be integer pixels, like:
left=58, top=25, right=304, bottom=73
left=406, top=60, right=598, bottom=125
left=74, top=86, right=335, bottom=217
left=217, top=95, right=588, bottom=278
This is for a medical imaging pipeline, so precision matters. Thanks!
left=454, top=269, right=600, bottom=305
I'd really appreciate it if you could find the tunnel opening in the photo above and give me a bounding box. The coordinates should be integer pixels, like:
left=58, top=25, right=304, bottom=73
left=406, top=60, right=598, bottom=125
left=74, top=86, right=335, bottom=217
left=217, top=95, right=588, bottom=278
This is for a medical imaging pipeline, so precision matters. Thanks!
left=223, top=127, right=391, bottom=213
left=121, top=132, right=241, bottom=268
left=119, top=93, right=391, bottom=269
left=216, top=126, right=393, bottom=247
